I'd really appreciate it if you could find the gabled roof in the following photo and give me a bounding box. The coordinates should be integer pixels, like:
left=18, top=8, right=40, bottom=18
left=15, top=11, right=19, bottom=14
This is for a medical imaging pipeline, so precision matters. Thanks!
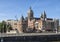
left=34, top=18, right=40, bottom=20
left=34, top=17, right=53, bottom=20
left=47, top=18, right=53, bottom=20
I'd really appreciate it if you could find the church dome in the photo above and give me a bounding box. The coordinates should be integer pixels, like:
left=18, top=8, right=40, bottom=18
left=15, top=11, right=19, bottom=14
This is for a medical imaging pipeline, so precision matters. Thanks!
left=27, top=7, right=33, bottom=14
left=27, top=7, right=34, bottom=20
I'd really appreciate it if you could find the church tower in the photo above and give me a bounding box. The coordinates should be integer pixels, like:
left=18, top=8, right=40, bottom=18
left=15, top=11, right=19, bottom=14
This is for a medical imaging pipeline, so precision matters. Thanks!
left=27, top=7, right=34, bottom=20
left=27, top=7, right=34, bottom=32
left=19, top=15, right=24, bottom=33
left=40, top=11, right=47, bottom=30
left=20, top=15, right=24, bottom=22
left=41, top=11, right=47, bottom=20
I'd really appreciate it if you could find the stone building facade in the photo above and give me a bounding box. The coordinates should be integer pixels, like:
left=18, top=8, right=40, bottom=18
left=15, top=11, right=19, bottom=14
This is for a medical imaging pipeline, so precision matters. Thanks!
left=6, top=7, right=59, bottom=33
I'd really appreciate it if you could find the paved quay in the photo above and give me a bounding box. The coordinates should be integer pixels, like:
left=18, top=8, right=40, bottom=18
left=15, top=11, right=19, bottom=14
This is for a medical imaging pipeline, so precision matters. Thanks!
left=0, top=33, right=60, bottom=37
left=0, top=33, right=60, bottom=42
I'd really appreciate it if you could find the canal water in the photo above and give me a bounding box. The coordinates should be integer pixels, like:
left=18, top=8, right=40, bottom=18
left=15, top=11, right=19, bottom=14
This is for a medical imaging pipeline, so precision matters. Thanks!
left=17, top=41, right=60, bottom=42
left=1, top=40, right=60, bottom=42
left=49, top=41, right=60, bottom=42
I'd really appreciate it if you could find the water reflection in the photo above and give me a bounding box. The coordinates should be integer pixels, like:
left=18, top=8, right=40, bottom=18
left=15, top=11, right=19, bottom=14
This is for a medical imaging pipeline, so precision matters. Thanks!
left=49, top=41, right=60, bottom=42
left=0, top=40, right=60, bottom=42
left=17, top=41, right=60, bottom=42
left=18, top=41, right=60, bottom=42
left=6, top=41, right=60, bottom=42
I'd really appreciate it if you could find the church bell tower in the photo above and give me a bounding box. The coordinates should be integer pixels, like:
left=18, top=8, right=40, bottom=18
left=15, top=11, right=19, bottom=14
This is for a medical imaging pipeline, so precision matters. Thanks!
left=27, top=7, right=34, bottom=20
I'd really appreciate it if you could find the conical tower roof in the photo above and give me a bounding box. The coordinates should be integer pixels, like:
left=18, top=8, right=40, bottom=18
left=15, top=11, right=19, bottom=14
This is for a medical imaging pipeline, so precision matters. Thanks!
left=43, top=11, right=46, bottom=18
left=41, top=11, right=47, bottom=18
left=20, top=15, right=24, bottom=22
left=41, top=13, right=43, bottom=18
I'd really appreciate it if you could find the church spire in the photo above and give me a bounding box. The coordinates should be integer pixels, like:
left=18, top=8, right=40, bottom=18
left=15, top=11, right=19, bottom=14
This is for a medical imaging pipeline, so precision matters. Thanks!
left=40, top=11, right=47, bottom=20
left=27, top=6, right=34, bottom=20
left=20, top=14, right=24, bottom=22
left=43, top=11, right=47, bottom=18
left=41, top=13, right=43, bottom=18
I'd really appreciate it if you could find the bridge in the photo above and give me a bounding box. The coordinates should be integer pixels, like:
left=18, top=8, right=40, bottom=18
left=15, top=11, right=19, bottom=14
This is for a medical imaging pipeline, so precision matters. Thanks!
left=0, top=33, right=60, bottom=42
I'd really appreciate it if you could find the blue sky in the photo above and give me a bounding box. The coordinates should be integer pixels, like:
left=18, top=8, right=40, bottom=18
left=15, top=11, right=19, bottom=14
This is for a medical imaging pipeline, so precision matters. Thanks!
left=0, top=0, right=60, bottom=21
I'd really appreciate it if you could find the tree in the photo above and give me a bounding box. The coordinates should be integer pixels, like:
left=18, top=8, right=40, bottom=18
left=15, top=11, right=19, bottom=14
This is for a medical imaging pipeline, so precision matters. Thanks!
left=0, top=23, right=3, bottom=32
left=0, top=21, right=6, bottom=33
left=0, top=21, right=12, bottom=33
left=6, top=23, right=12, bottom=32
left=2, top=21, right=6, bottom=32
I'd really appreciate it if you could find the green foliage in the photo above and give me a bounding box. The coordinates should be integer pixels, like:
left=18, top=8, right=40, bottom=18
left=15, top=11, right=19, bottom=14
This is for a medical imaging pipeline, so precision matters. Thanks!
left=0, top=21, right=12, bottom=33
left=0, top=23, right=3, bottom=32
